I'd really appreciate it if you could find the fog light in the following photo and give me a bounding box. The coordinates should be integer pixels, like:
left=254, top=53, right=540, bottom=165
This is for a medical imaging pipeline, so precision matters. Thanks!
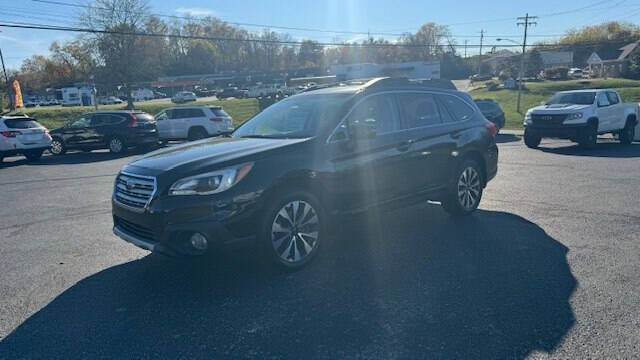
left=190, top=232, right=208, bottom=250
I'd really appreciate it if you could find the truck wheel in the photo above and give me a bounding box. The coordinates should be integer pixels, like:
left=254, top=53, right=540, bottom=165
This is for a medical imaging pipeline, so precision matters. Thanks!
left=524, top=129, right=541, bottom=149
left=579, top=123, right=597, bottom=149
left=442, top=159, right=484, bottom=216
left=619, top=120, right=635, bottom=145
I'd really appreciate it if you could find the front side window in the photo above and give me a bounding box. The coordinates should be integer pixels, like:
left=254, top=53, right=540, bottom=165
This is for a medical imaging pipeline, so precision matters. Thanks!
left=397, top=93, right=442, bottom=128
left=233, top=94, right=347, bottom=139
left=606, top=92, right=619, bottom=105
left=345, top=95, right=399, bottom=135
left=597, top=92, right=610, bottom=107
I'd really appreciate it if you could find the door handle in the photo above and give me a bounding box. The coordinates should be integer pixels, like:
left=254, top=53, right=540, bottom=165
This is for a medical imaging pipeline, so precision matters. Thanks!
left=397, top=140, right=412, bottom=152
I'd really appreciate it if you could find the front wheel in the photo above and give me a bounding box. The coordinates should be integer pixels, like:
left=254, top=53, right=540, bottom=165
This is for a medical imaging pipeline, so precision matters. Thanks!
left=619, top=120, right=635, bottom=145
left=261, top=190, right=325, bottom=271
left=50, top=138, right=66, bottom=155
left=442, top=159, right=484, bottom=216
left=524, top=129, right=541, bottom=149
left=579, top=122, right=598, bottom=149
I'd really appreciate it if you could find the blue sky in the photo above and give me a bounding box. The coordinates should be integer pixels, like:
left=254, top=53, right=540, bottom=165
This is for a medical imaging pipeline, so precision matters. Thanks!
left=1, top=0, right=639, bottom=69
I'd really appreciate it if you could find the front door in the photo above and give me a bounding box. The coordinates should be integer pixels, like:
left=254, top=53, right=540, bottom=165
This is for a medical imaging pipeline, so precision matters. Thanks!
left=63, top=115, right=91, bottom=147
left=327, top=93, right=405, bottom=211
left=596, top=92, right=615, bottom=132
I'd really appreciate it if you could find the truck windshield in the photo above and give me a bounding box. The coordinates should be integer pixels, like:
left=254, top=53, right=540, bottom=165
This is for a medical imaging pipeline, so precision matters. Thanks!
left=547, top=92, right=596, bottom=105
left=233, top=94, right=347, bottom=139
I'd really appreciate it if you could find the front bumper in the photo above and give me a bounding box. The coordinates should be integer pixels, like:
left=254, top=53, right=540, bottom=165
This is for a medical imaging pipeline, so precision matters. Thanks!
left=525, top=123, right=587, bottom=139
left=111, top=189, right=260, bottom=256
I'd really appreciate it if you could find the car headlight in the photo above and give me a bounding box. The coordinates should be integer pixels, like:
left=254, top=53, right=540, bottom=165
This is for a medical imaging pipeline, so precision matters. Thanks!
left=566, top=112, right=583, bottom=121
left=169, top=162, right=254, bottom=195
left=524, top=112, right=532, bottom=124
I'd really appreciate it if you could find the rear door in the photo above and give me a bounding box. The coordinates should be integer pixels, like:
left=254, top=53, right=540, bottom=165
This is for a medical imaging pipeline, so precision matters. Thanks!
left=89, top=114, right=113, bottom=146
left=394, top=91, right=457, bottom=194
left=186, top=108, right=209, bottom=135
left=327, top=93, right=405, bottom=210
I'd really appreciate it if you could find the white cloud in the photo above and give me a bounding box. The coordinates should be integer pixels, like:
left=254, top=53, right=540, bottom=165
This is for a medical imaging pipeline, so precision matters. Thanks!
left=175, top=7, right=216, bottom=17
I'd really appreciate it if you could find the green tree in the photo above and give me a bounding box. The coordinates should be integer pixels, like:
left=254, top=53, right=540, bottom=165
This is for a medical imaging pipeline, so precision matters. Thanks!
left=526, top=49, right=544, bottom=77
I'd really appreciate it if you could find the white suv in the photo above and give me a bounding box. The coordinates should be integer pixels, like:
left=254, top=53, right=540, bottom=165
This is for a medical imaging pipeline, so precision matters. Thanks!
left=171, top=91, right=197, bottom=103
left=155, top=106, right=234, bottom=141
left=0, top=116, right=52, bottom=163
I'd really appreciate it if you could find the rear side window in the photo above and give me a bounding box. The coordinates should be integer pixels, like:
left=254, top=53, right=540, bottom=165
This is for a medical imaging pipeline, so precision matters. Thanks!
left=475, top=102, right=499, bottom=112
left=4, top=118, right=41, bottom=129
left=606, top=92, right=619, bottom=105
left=188, top=108, right=205, bottom=118
left=439, top=95, right=475, bottom=122
left=90, top=114, right=111, bottom=126
left=396, top=93, right=442, bottom=128
left=108, top=115, right=125, bottom=125
left=210, top=108, right=229, bottom=117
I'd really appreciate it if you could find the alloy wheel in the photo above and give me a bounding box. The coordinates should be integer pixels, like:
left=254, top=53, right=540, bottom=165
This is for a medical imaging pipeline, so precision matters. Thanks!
left=457, top=166, right=481, bottom=210
left=271, top=200, right=320, bottom=263
left=50, top=140, right=63, bottom=154
left=109, top=138, right=123, bottom=153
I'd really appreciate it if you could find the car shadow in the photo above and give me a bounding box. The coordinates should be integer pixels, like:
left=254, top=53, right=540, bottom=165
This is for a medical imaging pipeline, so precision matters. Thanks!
left=495, top=133, right=521, bottom=144
left=540, top=141, right=640, bottom=158
left=0, top=205, right=576, bottom=359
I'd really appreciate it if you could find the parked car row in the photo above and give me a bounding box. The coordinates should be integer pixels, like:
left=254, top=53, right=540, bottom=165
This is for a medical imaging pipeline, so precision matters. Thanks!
left=1, top=104, right=235, bottom=163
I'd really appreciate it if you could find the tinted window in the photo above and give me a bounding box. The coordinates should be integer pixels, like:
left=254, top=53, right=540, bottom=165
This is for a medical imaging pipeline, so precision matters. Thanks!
left=70, top=116, right=90, bottom=128
left=172, top=108, right=191, bottom=119
left=90, top=114, right=111, bottom=126
left=107, top=115, right=125, bottom=125
left=4, top=118, right=40, bottom=129
left=547, top=92, right=595, bottom=105
left=187, top=108, right=205, bottom=118
left=475, top=102, right=499, bottom=112
left=210, top=108, right=229, bottom=117
left=439, top=95, right=475, bottom=121
left=606, top=92, right=619, bottom=105
left=346, top=95, right=399, bottom=135
left=396, top=93, right=441, bottom=128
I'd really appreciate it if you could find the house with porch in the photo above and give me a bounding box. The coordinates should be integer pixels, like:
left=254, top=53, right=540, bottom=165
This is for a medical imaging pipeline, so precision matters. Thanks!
left=587, top=41, right=640, bottom=78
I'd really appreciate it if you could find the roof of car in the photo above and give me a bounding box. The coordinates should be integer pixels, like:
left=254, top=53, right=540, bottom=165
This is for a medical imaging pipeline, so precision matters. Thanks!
left=300, top=77, right=462, bottom=97
left=558, top=89, right=611, bottom=93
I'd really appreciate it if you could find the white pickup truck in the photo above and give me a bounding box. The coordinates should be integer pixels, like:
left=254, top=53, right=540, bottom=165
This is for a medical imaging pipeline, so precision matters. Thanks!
left=523, top=89, right=638, bottom=148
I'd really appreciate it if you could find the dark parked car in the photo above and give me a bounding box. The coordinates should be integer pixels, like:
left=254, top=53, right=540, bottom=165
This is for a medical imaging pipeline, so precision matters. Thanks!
left=217, top=87, right=248, bottom=99
left=49, top=111, right=158, bottom=155
left=474, top=99, right=506, bottom=129
left=112, top=77, right=499, bottom=270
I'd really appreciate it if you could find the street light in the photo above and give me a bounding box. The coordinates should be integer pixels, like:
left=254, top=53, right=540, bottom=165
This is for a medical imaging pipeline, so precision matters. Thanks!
left=497, top=38, right=526, bottom=113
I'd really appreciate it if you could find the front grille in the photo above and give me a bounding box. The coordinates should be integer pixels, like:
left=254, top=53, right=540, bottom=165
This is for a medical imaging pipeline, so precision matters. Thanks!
left=114, top=172, right=156, bottom=210
left=531, top=114, right=568, bottom=127
left=115, top=216, right=155, bottom=242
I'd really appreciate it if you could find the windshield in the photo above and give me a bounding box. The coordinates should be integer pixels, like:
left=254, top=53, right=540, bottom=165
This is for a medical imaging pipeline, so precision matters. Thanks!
left=475, top=102, right=499, bottom=112
left=547, top=92, right=596, bottom=105
left=233, top=94, right=347, bottom=139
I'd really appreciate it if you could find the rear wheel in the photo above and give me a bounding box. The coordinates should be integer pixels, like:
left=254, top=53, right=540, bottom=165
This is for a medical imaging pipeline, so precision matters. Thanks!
left=261, top=190, right=325, bottom=271
left=619, top=119, right=635, bottom=145
left=524, top=129, right=541, bottom=149
left=24, top=149, right=43, bottom=161
left=579, top=122, right=598, bottom=149
left=108, top=136, right=125, bottom=154
left=188, top=127, right=208, bottom=141
left=50, top=138, right=66, bottom=155
left=442, top=159, right=484, bottom=216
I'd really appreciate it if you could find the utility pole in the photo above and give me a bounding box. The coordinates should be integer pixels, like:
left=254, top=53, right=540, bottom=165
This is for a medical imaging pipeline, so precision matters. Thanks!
left=464, top=40, right=468, bottom=58
left=478, top=30, right=484, bottom=75
left=516, top=13, right=537, bottom=113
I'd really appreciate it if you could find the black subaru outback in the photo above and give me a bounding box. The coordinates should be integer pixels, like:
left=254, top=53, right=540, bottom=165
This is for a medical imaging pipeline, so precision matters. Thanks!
left=112, top=78, right=499, bottom=270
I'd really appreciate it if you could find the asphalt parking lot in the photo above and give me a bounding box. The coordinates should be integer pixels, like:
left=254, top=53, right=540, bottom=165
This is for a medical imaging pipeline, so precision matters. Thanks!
left=1, top=134, right=639, bottom=359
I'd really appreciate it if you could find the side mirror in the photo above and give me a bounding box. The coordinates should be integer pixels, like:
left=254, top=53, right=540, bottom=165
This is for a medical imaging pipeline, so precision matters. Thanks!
left=350, top=119, right=377, bottom=140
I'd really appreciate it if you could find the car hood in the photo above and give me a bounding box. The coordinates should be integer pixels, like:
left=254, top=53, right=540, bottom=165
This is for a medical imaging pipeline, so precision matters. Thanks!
left=531, top=104, right=591, bottom=113
left=124, top=136, right=311, bottom=174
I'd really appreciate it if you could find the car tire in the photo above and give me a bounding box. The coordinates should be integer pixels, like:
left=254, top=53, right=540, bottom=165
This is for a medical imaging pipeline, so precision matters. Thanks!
left=619, top=119, right=635, bottom=145
left=442, top=159, right=484, bottom=216
left=108, top=136, right=125, bottom=154
left=260, top=190, right=325, bottom=271
left=524, top=129, right=541, bottom=149
left=24, top=149, right=43, bottom=161
left=188, top=127, right=208, bottom=141
left=50, top=137, right=66, bottom=155
left=579, top=122, right=598, bottom=149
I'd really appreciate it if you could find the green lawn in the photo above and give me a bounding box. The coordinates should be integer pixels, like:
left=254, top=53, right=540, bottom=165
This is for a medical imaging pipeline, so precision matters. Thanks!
left=471, top=78, right=640, bottom=130
left=7, top=98, right=260, bottom=130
